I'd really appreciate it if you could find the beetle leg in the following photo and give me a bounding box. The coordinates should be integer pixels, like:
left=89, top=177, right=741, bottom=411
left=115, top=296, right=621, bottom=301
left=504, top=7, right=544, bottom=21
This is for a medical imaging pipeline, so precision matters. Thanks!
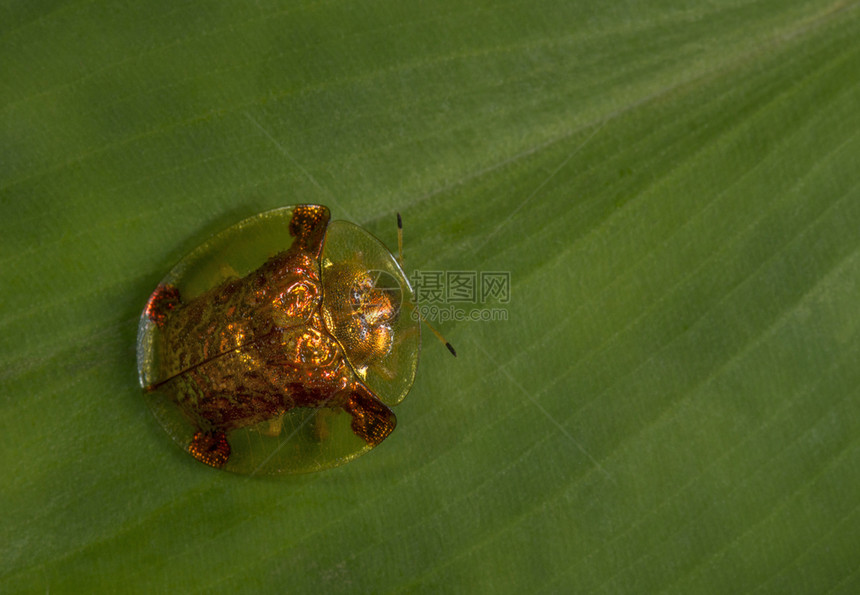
left=303, top=408, right=335, bottom=443
left=262, top=412, right=286, bottom=437
left=217, top=263, right=241, bottom=283
left=188, top=430, right=231, bottom=468
left=342, top=385, right=397, bottom=446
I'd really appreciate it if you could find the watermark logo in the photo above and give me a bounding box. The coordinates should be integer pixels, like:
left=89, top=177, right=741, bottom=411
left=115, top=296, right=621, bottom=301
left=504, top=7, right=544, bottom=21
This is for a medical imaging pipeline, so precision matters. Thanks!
left=411, top=270, right=510, bottom=322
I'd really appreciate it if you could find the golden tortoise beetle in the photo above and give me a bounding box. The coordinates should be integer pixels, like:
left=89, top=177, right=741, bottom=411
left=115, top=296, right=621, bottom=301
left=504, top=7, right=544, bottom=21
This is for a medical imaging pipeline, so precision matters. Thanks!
left=136, top=205, right=452, bottom=474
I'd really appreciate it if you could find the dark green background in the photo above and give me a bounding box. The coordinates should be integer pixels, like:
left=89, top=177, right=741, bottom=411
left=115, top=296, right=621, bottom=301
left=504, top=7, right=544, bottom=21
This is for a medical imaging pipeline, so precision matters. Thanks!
left=2, top=1, right=859, bottom=592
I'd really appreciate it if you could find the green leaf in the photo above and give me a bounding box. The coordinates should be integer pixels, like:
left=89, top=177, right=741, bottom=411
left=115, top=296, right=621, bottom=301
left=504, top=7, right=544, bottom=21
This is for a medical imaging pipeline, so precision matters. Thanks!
left=2, top=1, right=859, bottom=592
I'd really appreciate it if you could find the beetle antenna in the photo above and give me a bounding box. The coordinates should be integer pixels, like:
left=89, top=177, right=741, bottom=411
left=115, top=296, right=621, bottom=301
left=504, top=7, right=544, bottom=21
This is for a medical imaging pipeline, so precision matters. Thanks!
left=406, top=302, right=456, bottom=357
left=423, top=315, right=457, bottom=357
left=396, top=212, right=404, bottom=267
left=398, top=212, right=456, bottom=357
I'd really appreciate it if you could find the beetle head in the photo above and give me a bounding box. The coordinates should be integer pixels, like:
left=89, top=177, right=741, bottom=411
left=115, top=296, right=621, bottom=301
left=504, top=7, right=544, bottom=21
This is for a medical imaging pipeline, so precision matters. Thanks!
left=321, top=259, right=402, bottom=371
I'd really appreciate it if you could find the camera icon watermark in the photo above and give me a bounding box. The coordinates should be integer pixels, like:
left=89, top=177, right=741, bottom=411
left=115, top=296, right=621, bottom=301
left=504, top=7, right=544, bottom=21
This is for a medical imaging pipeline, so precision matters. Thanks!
left=410, top=270, right=510, bottom=322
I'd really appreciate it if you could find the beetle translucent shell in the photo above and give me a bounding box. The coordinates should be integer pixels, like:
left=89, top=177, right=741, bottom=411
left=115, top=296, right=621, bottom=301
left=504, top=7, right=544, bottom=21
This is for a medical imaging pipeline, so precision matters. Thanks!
left=136, top=205, right=420, bottom=474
